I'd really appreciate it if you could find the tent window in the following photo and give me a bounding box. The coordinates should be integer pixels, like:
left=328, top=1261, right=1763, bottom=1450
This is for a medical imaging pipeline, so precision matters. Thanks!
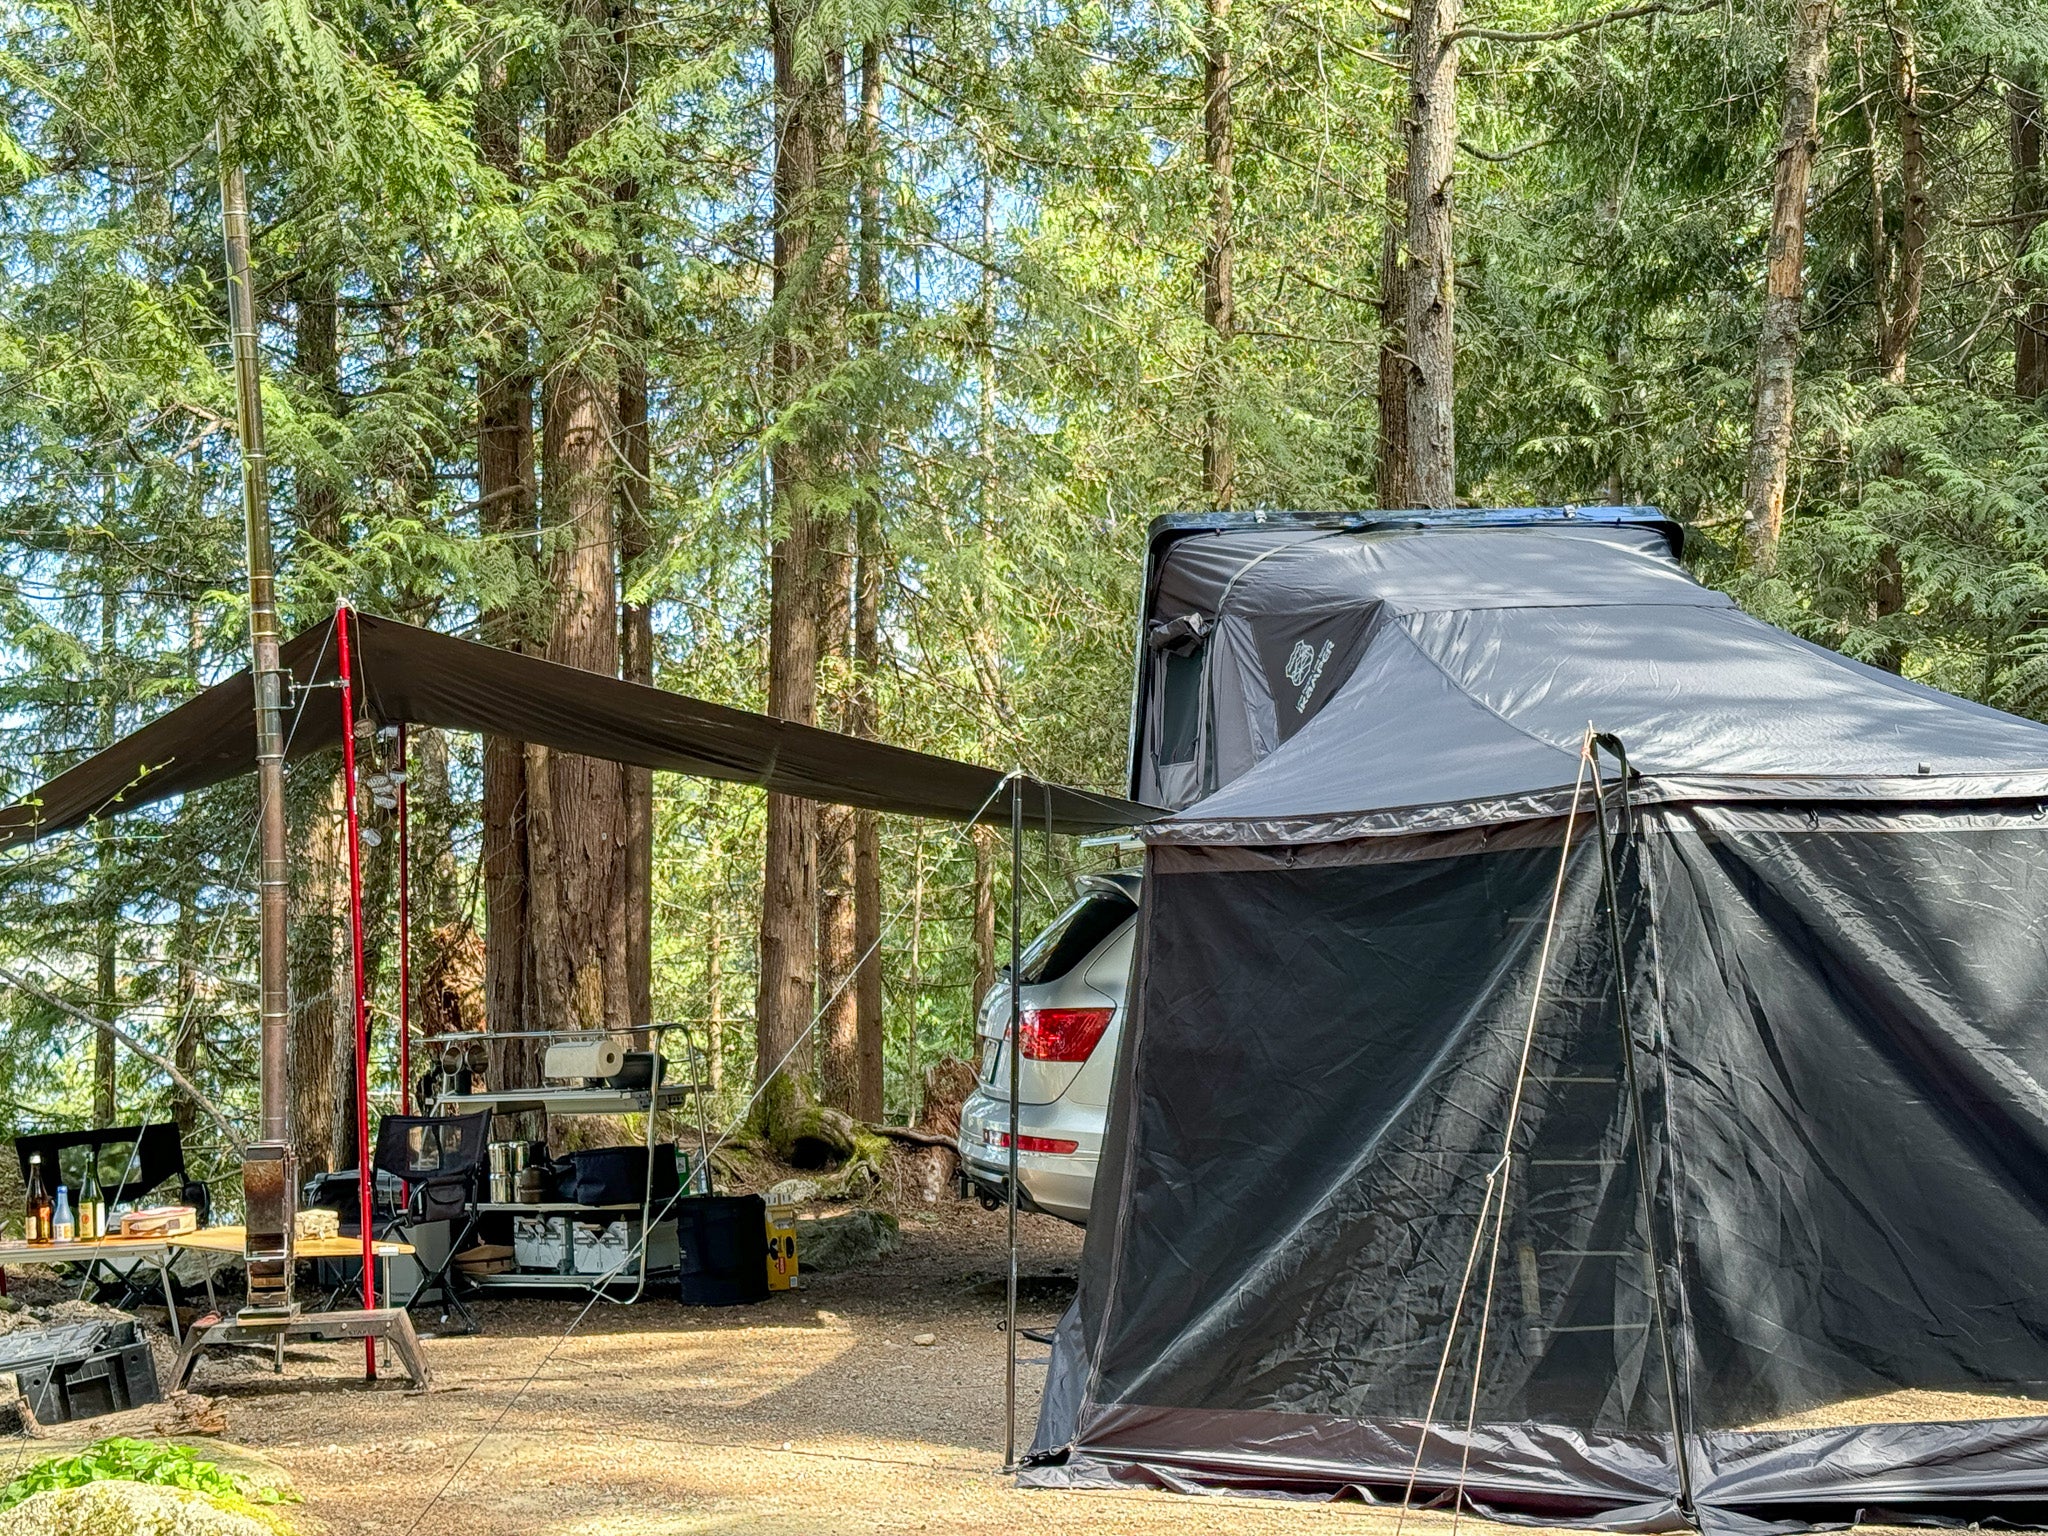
left=1158, top=647, right=1204, bottom=766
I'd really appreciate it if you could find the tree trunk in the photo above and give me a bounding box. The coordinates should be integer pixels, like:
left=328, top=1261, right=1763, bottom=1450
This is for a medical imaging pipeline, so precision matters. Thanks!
left=533, top=0, right=630, bottom=1038
left=2017, top=77, right=2047, bottom=403
left=850, top=36, right=887, bottom=1123
left=1742, top=0, right=1835, bottom=571
left=1876, top=20, right=1925, bottom=385
left=288, top=269, right=346, bottom=1170
left=1403, top=0, right=1458, bottom=507
left=972, top=824, right=996, bottom=1013
left=905, top=835, right=924, bottom=1123
left=705, top=885, right=724, bottom=1093
left=1863, top=21, right=1926, bottom=672
left=477, top=35, right=542, bottom=1086
left=1377, top=117, right=1412, bottom=510
left=1202, top=0, right=1236, bottom=510
left=174, top=604, right=203, bottom=1145
left=818, top=554, right=858, bottom=1112
left=754, top=0, right=848, bottom=1139
left=617, top=0, right=655, bottom=1038
left=92, top=580, right=118, bottom=1128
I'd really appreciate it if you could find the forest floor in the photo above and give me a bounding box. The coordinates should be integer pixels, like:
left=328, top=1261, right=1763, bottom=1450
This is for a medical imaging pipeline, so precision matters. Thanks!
left=81, top=1196, right=1545, bottom=1536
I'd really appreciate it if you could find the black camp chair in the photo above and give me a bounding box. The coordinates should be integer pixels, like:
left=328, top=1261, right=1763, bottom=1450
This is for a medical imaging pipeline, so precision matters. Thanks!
left=13, top=1123, right=211, bottom=1310
left=371, top=1111, right=490, bottom=1335
left=14, top=1121, right=210, bottom=1222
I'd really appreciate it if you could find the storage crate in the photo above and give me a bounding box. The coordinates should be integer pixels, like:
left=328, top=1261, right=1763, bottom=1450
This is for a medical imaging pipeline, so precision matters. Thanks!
left=513, top=1215, right=569, bottom=1272
left=0, top=1319, right=159, bottom=1425
left=572, top=1217, right=678, bottom=1276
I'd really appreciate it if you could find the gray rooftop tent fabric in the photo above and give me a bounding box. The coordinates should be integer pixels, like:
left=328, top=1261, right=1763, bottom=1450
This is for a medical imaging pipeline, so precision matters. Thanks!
left=0, top=610, right=1155, bottom=849
left=1034, top=511, right=2048, bottom=1534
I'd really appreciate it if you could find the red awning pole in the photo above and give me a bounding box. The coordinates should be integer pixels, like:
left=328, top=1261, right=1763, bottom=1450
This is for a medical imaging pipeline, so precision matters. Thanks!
left=397, top=724, right=410, bottom=1116
left=336, top=605, right=377, bottom=1378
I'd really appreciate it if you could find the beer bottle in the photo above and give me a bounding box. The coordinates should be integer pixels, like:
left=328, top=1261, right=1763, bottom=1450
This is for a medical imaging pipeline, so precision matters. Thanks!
left=23, top=1154, right=51, bottom=1245
left=78, top=1165, right=102, bottom=1241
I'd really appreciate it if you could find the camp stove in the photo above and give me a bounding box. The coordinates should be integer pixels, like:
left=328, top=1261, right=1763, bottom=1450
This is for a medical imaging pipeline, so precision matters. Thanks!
left=239, top=1141, right=298, bottom=1319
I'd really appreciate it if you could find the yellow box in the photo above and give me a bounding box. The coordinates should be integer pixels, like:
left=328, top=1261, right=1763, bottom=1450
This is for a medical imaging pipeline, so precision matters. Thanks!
left=765, top=1202, right=799, bottom=1291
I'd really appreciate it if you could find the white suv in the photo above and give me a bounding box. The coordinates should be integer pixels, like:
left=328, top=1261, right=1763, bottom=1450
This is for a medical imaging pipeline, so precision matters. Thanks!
left=956, top=872, right=1139, bottom=1225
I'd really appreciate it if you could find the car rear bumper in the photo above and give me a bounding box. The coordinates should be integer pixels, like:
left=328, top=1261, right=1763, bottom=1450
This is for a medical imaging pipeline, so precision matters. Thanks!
left=957, top=1089, right=1100, bottom=1225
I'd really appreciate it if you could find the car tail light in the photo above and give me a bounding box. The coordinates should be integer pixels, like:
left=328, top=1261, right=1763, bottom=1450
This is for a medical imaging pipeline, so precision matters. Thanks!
left=989, top=1131, right=1081, bottom=1154
left=1017, top=1006, right=1114, bottom=1063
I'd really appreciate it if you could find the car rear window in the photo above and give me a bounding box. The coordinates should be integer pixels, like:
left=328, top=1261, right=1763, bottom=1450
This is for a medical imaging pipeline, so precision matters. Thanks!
left=1016, top=890, right=1136, bottom=986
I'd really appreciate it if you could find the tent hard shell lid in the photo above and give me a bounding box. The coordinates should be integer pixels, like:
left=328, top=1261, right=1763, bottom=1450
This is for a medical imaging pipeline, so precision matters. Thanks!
left=1036, top=509, right=2048, bottom=1533
left=0, top=609, right=1155, bottom=849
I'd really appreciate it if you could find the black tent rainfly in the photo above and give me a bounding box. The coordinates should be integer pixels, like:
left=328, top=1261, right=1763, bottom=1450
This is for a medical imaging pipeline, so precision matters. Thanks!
left=1034, top=508, right=2048, bottom=1533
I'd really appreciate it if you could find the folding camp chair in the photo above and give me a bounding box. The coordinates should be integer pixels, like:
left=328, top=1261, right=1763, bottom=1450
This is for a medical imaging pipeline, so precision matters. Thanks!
left=371, top=1112, right=490, bottom=1335
left=13, top=1122, right=212, bottom=1313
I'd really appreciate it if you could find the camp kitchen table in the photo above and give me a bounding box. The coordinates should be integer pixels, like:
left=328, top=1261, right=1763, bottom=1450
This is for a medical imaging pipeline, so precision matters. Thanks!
left=0, top=1231, right=211, bottom=1343
left=0, top=1227, right=415, bottom=1346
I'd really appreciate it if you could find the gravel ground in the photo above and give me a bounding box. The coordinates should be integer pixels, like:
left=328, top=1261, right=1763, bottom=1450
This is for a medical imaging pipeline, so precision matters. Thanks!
left=149, top=1200, right=1510, bottom=1536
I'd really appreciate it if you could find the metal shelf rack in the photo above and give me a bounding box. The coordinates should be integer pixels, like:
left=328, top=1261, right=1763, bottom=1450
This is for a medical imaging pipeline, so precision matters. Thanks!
left=430, top=1024, right=710, bottom=1304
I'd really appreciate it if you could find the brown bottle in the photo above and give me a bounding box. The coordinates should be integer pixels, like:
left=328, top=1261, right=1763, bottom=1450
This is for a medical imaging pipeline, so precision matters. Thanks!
left=23, top=1153, right=51, bottom=1245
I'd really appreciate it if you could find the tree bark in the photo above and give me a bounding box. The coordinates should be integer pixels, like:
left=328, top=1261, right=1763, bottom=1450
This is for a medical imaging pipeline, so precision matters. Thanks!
left=754, top=0, right=848, bottom=1134
left=818, top=555, right=858, bottom=1112
left=477, top=34, right=542, bottom=1086
left=2017, top=77, right=2047, bottom=403
left=288, top=268, right=346, bottom=1169
left=972, top=823, right=996, bottom=1013
left=1875, top=20, right=1924, bottom=385
left=92, top=580, right=118, bottom=1128
left=1741, top=0, right=1835, bottom=571
left=617, top=0, right=655, bottom=1038
left=850, top=35, right=887, bottom=1123
left=1202, top=0, right=1236, bottom=509
left=1861, top=20, right=1926, bottom=672
left=1377, top=116, right=1412, bottom=510
left=533, top=0, right=630, bottom=1038
left=1403, top=0, right=1459, bottom=507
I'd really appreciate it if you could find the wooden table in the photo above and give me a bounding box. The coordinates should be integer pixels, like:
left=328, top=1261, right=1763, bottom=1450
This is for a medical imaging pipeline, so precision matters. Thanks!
left=0, top=1228, right=417, bottom=1346
left=167, top=1228, right=429, bottom=1390
left=172, top=1225, right=413, bottom=1262
left=0, top=1232, right=194, bottom=1341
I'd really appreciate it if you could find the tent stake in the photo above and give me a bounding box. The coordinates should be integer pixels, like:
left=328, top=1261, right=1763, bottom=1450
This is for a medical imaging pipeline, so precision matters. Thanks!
left=1003, top=775, right=1023, bottom=1472
left=1588, top=735, right=1693, bottom=1521
left=336, top=606, right=378, bottom=1380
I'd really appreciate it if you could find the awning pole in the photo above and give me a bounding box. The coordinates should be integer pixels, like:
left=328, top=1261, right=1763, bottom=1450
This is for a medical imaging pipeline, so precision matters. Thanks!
left=336, top=606, right=377, bottom=1378
left=1002, top=774, right=1023, bottom=1472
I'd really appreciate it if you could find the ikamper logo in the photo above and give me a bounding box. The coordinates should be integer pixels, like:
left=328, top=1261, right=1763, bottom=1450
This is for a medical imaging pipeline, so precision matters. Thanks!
left=1284, top=637, right=1334, bottom=714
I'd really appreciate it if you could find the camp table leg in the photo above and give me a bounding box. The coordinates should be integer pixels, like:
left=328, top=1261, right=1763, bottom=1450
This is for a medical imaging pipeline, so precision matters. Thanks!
left=158, top=1251, right=183, bottom=1345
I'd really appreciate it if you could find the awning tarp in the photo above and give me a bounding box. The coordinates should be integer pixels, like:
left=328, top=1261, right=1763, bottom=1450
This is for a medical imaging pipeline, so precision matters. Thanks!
left=0, top=611, right=1156, bottom=848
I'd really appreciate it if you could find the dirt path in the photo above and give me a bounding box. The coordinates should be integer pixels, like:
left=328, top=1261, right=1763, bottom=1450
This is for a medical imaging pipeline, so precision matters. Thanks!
left=174, top=1203, right=1508, bottom=1536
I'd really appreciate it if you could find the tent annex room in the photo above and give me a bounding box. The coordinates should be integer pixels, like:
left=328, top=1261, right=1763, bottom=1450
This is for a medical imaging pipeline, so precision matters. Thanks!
left=1031, top=509, right=2048, bottom=1533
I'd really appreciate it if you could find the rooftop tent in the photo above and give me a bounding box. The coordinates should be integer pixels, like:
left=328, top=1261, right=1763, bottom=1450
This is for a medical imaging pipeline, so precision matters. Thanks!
left=0, top=610, right=1155, bottom=847
left=1037, top=512, right=2048, bottom=1533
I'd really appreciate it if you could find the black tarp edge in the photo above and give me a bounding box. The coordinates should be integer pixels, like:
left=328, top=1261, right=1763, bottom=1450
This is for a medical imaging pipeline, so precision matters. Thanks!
left=0, top=611, right=1159, bottom=849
